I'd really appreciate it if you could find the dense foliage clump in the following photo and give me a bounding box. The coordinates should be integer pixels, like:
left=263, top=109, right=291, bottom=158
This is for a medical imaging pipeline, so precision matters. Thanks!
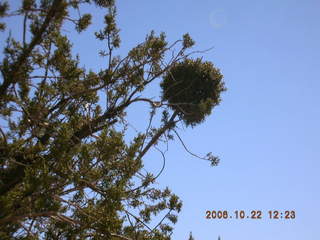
left=161, top=59, right=226, bottom=126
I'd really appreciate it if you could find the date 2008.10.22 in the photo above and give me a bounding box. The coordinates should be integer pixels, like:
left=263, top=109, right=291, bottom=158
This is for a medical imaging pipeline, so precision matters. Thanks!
left=205, top=210, right=296, bottom=220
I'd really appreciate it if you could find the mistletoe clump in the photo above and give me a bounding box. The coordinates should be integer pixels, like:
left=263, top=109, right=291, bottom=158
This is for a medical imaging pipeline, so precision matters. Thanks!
left=161, top=58, right=226, bottom=126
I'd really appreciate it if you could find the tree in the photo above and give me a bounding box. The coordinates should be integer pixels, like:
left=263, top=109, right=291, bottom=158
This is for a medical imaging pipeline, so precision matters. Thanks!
left=188, top=232, right=195, bottom=240
left=0, top=0, right=226, bottom=239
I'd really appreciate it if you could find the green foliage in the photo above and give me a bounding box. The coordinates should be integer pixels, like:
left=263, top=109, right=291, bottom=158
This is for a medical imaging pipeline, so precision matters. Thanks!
left=182, top=33, right=195, bottom=49
left=0, top=1, right=9, bottom=31
left=161, top=58, right=226, bottom=126
left=0, top=0, right=225, bottom=239
left=76, top=13, right=92, bottom=33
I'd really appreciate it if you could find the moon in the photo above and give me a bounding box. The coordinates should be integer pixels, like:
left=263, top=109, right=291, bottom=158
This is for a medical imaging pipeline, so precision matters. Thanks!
left=209, top=9, right=228, bottom=29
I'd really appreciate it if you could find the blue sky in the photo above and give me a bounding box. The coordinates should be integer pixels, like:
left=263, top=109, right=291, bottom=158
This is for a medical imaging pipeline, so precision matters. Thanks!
left=2, top=0, right=320, bottom=239
left=110, top=1, right=320, bottom=239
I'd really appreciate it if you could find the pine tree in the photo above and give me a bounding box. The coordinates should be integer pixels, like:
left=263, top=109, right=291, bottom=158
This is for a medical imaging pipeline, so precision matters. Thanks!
left=0, top=0, right=226, bottom=239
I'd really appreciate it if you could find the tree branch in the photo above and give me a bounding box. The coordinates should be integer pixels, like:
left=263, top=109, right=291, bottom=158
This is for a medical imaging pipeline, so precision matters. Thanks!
left=137, top=111, right=178, bottom=160
left=0, top=0, right=63, bottom=98
left=0, top=211, right=58, bottom=225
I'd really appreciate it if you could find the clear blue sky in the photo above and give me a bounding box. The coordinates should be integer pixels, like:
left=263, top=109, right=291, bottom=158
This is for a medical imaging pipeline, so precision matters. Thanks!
left=2, top=0, right=320, bottom=239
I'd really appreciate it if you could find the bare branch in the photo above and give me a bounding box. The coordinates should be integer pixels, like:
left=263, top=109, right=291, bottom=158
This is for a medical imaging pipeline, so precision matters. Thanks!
left=172, top=129, right=216, bottom=164
left=23, top=13, right=27, bottom=47
left=0, top=211, right=58, bottom=225
left=124, top=210, right=153, bottom=232
left=151, top=210, right=172, bottom=233
left=137, top=111, right=178, bottom=160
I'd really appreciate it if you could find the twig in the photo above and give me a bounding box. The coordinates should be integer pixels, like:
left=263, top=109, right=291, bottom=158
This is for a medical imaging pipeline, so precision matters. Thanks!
left=124, top=210, right=153, bottom=232
left=153, top=146, right=166, bottom=180
left=172, top=129, right=214, bottom=163
left=151, top=210, right=171, bottom=232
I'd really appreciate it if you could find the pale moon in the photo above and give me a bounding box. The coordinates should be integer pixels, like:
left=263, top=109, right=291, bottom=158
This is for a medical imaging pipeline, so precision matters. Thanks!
left=209, top=10, right=228, bottom=29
